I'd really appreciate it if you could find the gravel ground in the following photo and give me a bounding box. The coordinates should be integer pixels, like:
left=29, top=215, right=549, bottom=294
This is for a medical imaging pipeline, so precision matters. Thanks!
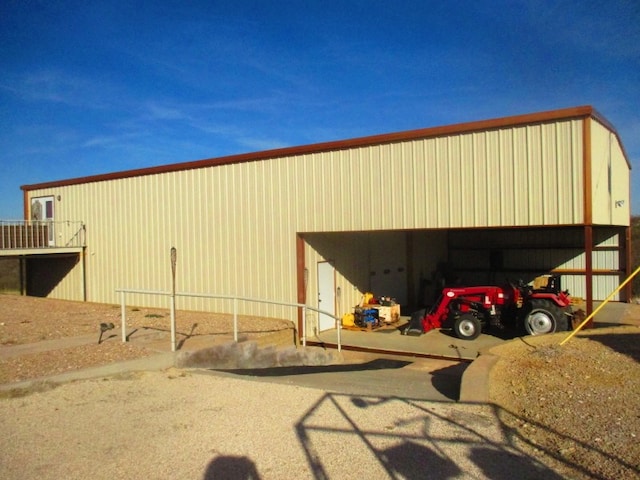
left=0, top=368, right=569, bottom=480
left=0, top=294, right=293, bottom=384
left=1, top=294, right=639, bottom=479
left=489, top=325, right=640, bottom=479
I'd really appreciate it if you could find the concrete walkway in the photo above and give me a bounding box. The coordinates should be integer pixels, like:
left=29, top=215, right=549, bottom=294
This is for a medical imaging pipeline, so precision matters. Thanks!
left=316, top=325, right=505, bottom=360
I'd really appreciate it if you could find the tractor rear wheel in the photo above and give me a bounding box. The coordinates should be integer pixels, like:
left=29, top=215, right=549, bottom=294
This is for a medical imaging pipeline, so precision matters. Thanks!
left=454, top=314, right=482, bottom=340
left=522, top=299, right=568, bottom=335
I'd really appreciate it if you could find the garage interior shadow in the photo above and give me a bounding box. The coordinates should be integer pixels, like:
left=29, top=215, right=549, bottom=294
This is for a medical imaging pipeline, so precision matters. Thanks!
left=26, top=254, right=79, bottom=297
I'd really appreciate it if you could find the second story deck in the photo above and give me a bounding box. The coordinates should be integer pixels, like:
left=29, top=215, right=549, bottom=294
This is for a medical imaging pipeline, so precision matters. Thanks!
left=0, top=220, right=85, bottom=255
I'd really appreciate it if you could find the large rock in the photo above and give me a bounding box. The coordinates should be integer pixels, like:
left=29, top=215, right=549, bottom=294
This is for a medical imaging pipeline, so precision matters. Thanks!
left=175, top=340, right=341, bottom=369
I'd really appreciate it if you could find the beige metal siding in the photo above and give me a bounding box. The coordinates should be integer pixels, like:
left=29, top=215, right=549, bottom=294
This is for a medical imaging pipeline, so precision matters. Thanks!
left=288, top=119, right=584, bottom=232
left=592, top=275, right=622, bottom=301
left=591, top=119, right=612, bottom=224
left=28, top=163, right=301, bottom=318
left=591, top=119, right=630, bottom=226
left=25, top=115, right=616, bottom=312
left=557, top=274, right=619, bottom=301
left=414, top=120, right=583, bottom=228
left=610, top=140, right=630, bottom=226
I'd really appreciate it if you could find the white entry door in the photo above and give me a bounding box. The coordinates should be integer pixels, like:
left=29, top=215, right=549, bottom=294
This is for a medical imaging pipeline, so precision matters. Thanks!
left=317, top=261, right=335, bottom=332
left=31, top=196, right=55, bottom=246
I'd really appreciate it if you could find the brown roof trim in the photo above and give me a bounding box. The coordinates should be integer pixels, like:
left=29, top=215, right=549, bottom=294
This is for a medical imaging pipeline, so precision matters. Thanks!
left=21, top=105, right=606, bottom=191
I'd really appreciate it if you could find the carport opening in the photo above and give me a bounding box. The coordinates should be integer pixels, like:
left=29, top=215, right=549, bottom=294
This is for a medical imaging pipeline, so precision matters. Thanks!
left=304, top=225, right=627, bottom=322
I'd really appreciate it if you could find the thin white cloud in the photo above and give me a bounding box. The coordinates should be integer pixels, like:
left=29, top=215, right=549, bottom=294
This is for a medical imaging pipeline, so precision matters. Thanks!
left=235, top=136, right=288, bottom=152
left=3, top=70, right=125, bottom=110
left=81, top=135, right=119, bottom=148
left=184, top=119, right=288, bottom=152
left=81, top=131, right=147, bottom=149
left=143, top=102, right=191, bottom=121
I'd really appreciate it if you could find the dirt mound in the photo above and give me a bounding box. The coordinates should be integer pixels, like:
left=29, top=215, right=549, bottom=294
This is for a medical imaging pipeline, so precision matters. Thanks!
left=489, top=325, right=640, bottom=479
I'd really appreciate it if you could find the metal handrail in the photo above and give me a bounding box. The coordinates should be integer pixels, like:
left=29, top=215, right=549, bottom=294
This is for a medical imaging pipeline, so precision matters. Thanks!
left=0, top=220, right=85, bottom=249
left=115, top=288, right=342, bottom=352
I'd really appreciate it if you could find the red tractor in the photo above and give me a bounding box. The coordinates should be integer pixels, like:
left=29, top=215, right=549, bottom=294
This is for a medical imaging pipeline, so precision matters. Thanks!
left=404, top=275, right=575, bottom=340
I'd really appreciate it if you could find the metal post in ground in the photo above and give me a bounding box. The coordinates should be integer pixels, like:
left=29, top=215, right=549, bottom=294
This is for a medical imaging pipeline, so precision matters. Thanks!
left=170, top=247, right=177, bottom=352
left=233, top=297, right=238, bottom=342
left=336, top=287, right=342, bottom=352
left=120, top=290, right=127, bottom=343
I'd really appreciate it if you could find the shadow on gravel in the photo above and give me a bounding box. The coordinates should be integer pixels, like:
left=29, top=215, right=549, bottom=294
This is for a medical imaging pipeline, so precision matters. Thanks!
left=295, top=393, right=566, bottom=480
left=203, top=455, right=261, bottom=480
left=176, top=323, right=199, bottom=350
left=580, top=331, right=640, bottom=362
left=294, top=392, right=636, bottom=479
left=210, top=358, right=412, bottom=377
left=430, top=363, right=468, bottom=401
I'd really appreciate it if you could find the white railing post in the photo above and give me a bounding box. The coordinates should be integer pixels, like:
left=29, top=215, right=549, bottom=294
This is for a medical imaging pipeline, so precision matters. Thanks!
left=170, top=247, right=177, bottom=352
left=302, top=306, right=307, bottom=347
left=120, top=290, right=127, bottom=343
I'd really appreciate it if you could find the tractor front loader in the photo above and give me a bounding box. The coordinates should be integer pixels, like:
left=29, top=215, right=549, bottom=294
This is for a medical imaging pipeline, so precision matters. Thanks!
left=404, top=275, right=576, bottom=340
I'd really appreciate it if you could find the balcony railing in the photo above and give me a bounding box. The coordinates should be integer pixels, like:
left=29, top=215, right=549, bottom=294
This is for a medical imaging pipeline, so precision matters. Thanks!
left=0, top=220, right=86, bottom=249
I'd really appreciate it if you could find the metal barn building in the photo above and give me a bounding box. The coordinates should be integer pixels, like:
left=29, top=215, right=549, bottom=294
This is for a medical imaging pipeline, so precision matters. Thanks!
left=8, top=106, right=632, bottom=339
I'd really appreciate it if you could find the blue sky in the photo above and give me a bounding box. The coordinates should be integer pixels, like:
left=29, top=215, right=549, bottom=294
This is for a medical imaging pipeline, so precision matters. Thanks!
left=1, top=0, right=639, bottom=218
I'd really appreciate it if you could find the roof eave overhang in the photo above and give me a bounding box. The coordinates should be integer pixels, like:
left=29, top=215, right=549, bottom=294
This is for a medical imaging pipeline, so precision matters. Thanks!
left=21, top=105, right=626, bottom=191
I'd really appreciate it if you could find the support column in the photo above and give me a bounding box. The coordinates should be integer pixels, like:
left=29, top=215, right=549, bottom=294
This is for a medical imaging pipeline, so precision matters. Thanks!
left=19, top=256, right=27, bottom=295
left=584, top=225, right=594, bottom=327
left=623, top=225, right=632, bottom=302
left=81, top=249, right=87, bottom=302
left=582, top=115, right=594, bottom=321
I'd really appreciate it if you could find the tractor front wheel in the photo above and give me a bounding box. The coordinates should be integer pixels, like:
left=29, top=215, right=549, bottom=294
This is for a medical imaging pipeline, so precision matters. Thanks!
left=522, top=299, right=568, bottom=335
left=454, top=314, right=482, bottom=340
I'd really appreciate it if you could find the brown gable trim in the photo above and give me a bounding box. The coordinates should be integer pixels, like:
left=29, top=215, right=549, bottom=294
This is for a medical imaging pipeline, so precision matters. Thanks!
left=21, top=105, right=598, bottom=191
